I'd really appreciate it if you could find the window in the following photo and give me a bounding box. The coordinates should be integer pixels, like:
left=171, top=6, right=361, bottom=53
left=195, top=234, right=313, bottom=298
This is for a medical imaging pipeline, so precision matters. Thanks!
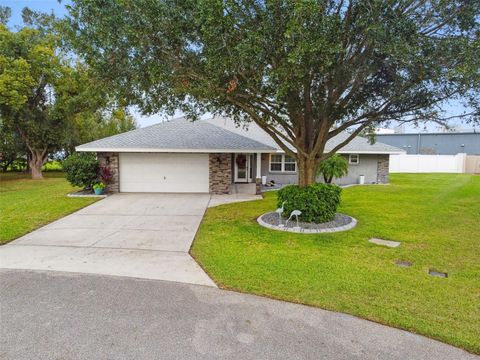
left=270, top=154, right=297, bottom=172
left=270, top=155, right=283, bottom=171
left=349, top=154, right=359, bottom=165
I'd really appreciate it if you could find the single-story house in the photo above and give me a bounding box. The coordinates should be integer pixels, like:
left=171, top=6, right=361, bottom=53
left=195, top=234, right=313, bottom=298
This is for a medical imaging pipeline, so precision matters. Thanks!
left=76, top=116, right=405, bottom=194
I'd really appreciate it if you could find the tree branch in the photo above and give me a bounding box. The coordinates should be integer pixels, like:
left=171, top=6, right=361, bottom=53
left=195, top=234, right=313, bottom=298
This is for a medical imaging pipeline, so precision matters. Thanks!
left=322, top=122, right=371, bottom=161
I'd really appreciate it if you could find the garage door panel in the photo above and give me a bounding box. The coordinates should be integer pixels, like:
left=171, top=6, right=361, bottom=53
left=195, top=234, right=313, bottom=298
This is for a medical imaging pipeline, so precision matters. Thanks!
left=119, top=153, right=209, bottom=193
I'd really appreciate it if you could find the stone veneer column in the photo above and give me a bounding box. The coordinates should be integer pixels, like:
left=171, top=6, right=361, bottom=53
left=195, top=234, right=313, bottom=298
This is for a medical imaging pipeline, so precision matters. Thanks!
left=376, top=155, right=389, bottom=184
left=97, top=152, right=119, bottom=192
left=209, top=153, right=231, bottom=194
left=255, top=178, right=262, bottom=195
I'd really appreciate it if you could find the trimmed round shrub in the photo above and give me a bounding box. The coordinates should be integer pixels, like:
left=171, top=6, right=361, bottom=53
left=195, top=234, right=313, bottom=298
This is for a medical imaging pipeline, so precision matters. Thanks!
left=63, top=152, right=99, bottom=189
left=277, top=183, right=342, bottom=223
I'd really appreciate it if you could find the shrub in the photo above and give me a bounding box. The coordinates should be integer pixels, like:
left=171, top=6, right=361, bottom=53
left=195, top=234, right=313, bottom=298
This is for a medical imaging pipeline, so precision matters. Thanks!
left=317, top=154, right=348, bottom=183
left=92, top=182, right=106, bottom=190
left=99, top=166, right=113, bottom=184
left=63, top=153, right=99, bottom=189
left=277, top=183, right=342, bottom=223
left=42, top=160, right=63, bottom=172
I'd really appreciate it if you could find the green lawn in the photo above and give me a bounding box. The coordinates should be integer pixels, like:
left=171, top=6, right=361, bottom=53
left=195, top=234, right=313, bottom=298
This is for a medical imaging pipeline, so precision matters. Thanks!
left=191, top=174, right=480, bottom=353
left=0, top=172, right=98, bottom=244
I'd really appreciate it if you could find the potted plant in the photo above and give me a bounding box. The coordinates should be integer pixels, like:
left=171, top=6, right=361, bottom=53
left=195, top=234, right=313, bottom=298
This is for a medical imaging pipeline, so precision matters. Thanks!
left=92, top=182, right=106, bottom=195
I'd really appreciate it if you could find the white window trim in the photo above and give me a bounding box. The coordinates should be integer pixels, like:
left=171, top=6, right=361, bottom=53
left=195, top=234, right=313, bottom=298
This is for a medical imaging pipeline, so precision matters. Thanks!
left=269, top=154, right=297, bottom=173
left=349, top=154, right=360, bottom=165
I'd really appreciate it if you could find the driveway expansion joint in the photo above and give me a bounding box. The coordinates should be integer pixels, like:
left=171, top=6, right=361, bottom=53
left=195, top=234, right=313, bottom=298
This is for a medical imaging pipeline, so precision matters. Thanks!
left=0, top=193, right=216, bottom=287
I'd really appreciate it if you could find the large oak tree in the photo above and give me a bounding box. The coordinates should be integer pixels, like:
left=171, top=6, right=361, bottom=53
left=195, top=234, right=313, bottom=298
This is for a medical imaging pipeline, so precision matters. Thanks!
left=0, top=8, right=137, bottom=178
left=67, top=0, right=479, bottom=186
left=0, top=22, right=104, bottom=179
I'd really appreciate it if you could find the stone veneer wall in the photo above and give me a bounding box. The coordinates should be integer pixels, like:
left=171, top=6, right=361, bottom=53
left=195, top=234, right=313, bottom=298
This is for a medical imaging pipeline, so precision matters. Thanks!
left=376, top=155, right=389, bottom=184
left=255, top=178, right=262, bottom=195
left=209, top=153, right=232, bottom=194
left=97, top=152, right=119, bottom=192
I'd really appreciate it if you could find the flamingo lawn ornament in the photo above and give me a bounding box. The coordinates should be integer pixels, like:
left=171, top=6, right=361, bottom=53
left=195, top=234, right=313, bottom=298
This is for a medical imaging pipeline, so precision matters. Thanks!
left=286, top=210, right=302, bottom=228
left=275, top=201, right=287, bottom=225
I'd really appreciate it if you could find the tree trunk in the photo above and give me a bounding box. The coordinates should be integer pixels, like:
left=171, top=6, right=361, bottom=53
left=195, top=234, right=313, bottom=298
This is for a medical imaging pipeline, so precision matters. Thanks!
left=297, top=156, right=318, bottom=187
left=29, top=149, right=46, bottom=180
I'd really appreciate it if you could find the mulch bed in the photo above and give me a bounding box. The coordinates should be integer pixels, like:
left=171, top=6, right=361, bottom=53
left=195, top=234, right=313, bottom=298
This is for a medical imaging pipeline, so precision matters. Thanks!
left=259, top=211, right=354, bottom=230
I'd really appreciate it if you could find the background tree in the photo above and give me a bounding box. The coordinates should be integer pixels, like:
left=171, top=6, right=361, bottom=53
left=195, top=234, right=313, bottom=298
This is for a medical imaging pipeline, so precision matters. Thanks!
left=317, top=154, right=348, bottom=184
left=68, top=108, right=137, bottom=153
left=0, top=6, right=10, bottom=25
left=67, top=0, right=480, bottom=186
left=0, top=23, right=84, bottom=178
left=0, top=7, right=136, bottom=178
left=0, top=123, right=25, bottom=171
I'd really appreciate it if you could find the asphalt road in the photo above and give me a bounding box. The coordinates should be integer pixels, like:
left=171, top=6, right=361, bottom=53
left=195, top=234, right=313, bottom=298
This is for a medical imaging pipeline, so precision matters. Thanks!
left=1, top=269, right=477, bottom=360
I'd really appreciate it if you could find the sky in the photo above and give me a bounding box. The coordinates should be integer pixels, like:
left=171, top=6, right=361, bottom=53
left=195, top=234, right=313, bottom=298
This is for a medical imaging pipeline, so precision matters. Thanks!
left=2, top=0, right=475, bottom=132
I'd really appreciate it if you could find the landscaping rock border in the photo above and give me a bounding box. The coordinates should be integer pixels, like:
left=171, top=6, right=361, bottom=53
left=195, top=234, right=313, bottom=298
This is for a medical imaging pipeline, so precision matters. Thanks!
left=67, top=190, right=107, bottom=198
left=257, top=212, right=357, bottom=234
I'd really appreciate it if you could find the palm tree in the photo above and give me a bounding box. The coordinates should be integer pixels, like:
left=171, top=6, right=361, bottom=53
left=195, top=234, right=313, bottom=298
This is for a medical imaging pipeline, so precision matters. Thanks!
left=317, top=154, right=348, bottom=183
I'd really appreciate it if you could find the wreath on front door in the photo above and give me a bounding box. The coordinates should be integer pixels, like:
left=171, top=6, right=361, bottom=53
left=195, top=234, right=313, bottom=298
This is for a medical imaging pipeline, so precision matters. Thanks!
left=236, top=154, right=246, bottom=167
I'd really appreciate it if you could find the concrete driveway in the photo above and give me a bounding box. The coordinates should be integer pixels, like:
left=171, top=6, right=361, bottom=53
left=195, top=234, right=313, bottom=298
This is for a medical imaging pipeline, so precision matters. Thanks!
left=1, top=270, right=477, bottom=360
left=0, top=193, right=215, bottom=286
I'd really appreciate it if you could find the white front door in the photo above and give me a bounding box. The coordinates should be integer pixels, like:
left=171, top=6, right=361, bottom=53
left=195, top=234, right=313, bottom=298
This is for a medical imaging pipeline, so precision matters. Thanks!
left=234, top=154, right=250, bottom=182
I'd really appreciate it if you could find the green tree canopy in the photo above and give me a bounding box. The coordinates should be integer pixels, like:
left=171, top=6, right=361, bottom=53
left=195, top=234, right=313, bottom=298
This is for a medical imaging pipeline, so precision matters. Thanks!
left=0, top=122, right=25, bottom=171
left=0, top=7, right=137, bottom=178
left=67, top=0, right=480, bottom=186
left=69, top=108, right=137, bottom=153
left=0, top=22, right=100, bottom=178
left=316, top=154, right=348, bottom=183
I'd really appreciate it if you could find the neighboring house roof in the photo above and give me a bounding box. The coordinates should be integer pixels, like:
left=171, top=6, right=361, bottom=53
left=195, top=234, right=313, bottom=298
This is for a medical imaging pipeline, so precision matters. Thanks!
left=206, top=116, right=405, bottom=154
left=76, top=117, right=276, bottom=153
left=76, top=115, right=404, bottom=155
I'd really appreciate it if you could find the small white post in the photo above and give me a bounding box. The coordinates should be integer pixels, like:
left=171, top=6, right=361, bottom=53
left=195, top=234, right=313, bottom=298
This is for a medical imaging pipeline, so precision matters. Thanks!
left=256, top=152, right=262, bottom=180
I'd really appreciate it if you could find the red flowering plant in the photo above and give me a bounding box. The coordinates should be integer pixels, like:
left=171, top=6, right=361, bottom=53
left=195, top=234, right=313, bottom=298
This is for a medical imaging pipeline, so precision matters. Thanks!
left=99, top=166, right=113, bottom=184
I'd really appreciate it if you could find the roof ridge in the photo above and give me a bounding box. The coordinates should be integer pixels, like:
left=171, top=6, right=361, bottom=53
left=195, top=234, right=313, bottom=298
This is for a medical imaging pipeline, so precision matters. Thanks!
left=76, top=116, right=276, bottom=151
left=76, top=116, right=195, bottom=148
left=198, top=118, right=276, bottom=149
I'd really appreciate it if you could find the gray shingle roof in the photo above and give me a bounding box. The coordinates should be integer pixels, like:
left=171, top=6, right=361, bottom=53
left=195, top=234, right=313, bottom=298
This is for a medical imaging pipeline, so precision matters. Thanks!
left=77, top=115, right=404, bottom=154
left=324, top=131, right=405, bottom=154
left=206, top=116, right=405, bottom=154
left=76, top=117, right=276, bottom=152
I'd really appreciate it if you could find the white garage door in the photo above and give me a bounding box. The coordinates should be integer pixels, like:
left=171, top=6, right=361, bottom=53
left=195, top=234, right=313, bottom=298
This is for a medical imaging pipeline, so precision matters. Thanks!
left=119, top=153, right=209, bottom=193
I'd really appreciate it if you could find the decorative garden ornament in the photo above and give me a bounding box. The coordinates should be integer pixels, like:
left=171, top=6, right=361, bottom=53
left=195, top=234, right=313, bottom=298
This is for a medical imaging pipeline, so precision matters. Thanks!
left=286, top=210, right=302, bottom=228
left=275, top=201, right=287, bottom=226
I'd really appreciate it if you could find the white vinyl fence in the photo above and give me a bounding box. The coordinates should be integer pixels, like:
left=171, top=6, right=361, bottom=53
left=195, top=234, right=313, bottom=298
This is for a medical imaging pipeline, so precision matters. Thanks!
left=389, top=153, right=467, bottom=173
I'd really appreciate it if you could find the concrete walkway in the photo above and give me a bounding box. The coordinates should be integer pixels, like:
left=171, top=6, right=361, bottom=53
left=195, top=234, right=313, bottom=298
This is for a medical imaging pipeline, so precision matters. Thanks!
left=0, top=193, right=215, bottom=286
left=208, top=193, right=262, bottom=207
left=1, top=270, right=477, bottom=360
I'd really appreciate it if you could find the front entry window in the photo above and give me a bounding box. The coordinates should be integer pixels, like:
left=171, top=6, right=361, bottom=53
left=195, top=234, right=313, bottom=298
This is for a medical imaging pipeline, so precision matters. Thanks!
left=235, top=154, right=248, bottom=182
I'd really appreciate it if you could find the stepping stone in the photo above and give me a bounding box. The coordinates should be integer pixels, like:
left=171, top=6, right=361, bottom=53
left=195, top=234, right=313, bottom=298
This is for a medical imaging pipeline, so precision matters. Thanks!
left=396, top=260, right=412, bottom=267
left=368, top=238, right=401, bottom=248
left=429, top=269, right=448, bottom=278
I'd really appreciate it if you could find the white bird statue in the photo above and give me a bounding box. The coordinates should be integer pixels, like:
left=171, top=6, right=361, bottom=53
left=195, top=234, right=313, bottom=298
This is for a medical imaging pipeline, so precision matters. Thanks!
left=286, top=210, right=302, bottom=228
left=275, top=201, right=287, bottom=225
